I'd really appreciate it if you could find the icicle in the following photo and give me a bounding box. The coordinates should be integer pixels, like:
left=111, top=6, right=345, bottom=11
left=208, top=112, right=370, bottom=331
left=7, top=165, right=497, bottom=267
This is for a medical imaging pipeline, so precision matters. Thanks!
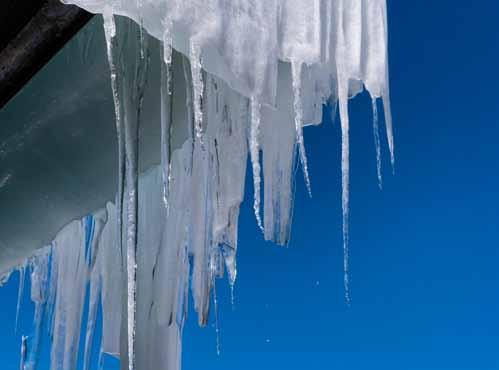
left=183, top=55, right=196, bottom=168
left=83, top=211, right=106, bottom=370
left=20, top=335, right=27, bottom=370
left=160, top=24, right=173, bottom=208
left=125, top=21, right=149, bottom=370
left=372, top=98, right=382, bottom=188
left=27, top=250, right=50, bottom=370
left=124, top=97, right=138, bottom=370
left=103, top=11, right=125, bottom=262
left=212, top=274, right=221, bottom=356
left=103, top=13, right=150, bottom=370
left=291, top=61, right=312, bottom=197
left=49, top=221, right=89, bottom=370
left=230, top=282, right=235, bottom=311
left=137, top=0, right=145, bottom=59
left=338, top=91, right=351, bottom=306
left=383, top=93, right=395, bottom=171
left=15, top=263, right=26, bottom=333
left=381, top=1, right=395, bottom=171
left=190, top=40, right=204, bottom=145
left=3, top=3, right=397, bottom=370
left=250, top=97, right=264, bottom=231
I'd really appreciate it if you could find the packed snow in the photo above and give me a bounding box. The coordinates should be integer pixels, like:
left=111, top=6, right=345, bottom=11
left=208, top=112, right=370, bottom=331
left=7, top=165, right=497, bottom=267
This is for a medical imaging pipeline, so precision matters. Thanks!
left=9, top=1, right=394, bottom=369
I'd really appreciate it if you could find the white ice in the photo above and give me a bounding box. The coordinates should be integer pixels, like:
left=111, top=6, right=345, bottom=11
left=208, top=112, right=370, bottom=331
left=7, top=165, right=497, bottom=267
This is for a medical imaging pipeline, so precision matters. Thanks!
left=13, top=1, right=394, bottom=370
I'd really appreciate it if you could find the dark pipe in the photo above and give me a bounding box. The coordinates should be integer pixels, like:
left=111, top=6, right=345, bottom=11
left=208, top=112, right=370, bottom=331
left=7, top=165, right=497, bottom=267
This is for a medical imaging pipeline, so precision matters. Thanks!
left=0, top=0, right=93, bottom=108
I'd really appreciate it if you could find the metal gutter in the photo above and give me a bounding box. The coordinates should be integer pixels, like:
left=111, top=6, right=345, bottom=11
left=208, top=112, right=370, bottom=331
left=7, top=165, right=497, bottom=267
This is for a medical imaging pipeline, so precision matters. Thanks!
left=0, top=0, right=93, bottom=108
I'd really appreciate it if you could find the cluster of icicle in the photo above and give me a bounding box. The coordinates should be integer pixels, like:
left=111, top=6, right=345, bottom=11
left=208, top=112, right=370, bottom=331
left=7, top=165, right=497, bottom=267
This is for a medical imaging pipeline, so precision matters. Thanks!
left=14, top=1, right=393, bottom=369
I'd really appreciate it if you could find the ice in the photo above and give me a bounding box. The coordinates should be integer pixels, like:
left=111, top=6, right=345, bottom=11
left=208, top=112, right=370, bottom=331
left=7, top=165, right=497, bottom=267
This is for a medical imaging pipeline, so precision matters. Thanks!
left=82, top=211, right=107, bottom=370
left=372, top=97, right=382, bottom=188
left=15, top=262, right=26, bottom=333
left=20, top=335, right=27, bottom=370
left=49, top=220, right=89, bottom=370
left=261, top=62, right=296, bottom=245
left=189, top=41, right=205, bottom=144
left=250, top=97, right=264, bottom=231
left=291, top=61, right=312, bottom=197
left=103, top=15, right=152, bottom=370
left=26, top=249, right=50, bottom=370
left=10, top=1, right=394, bottom=370
left=160, top=40, right=173, bottom=207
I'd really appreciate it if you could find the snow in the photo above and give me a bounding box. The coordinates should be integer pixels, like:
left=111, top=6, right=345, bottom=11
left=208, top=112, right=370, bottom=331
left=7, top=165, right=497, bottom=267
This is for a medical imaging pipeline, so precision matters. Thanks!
left=13, top=1, right=393, bottom=370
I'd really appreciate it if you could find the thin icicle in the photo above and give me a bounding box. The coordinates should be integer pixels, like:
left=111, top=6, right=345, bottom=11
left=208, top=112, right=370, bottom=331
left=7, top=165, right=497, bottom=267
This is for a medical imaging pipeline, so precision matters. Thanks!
left=291, top=61, right=312, bottom=197
left=372, top=98, right=382, bottom=188
left=190, top=40, right=204, bottom=145
left=230, top=282, right=235, bottom=311
left=183, top=56, right=195, bottom=167
left=338, top=94, right=351, bottom=306
left=212, top=274, right=221, bottom=356
left=103, top=11, right=125, bottom=262
left=137, top=0, right=145, bottom=59
left=160, top=33, right=173, bottom=208
left=250, top=96, right=264, bottom=231
left=381, top=1, right=395, bottom=171
left=125, top=21, right=149, bottom=370
left=15, top=264, right=26, bottom=333
left=382, top=93, right=395, bottom=172
left=20, top=335, right=27, bottom=370
left=103, top=13, right=150, bottom=370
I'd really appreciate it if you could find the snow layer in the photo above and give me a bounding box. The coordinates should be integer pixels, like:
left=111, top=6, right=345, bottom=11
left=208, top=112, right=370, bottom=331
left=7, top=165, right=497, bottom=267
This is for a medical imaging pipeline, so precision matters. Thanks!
left=14, top=1, right=393, bottom=370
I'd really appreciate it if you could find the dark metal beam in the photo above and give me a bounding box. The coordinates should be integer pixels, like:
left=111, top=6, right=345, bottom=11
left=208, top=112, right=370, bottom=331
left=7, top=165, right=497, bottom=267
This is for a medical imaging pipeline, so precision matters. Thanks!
left=0, top=0, right=93, bottom=108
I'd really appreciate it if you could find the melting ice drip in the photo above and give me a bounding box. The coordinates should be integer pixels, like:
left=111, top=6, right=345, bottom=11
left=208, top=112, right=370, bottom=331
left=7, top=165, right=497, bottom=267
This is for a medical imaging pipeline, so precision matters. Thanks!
left=12, top=1, right=393, bottom=370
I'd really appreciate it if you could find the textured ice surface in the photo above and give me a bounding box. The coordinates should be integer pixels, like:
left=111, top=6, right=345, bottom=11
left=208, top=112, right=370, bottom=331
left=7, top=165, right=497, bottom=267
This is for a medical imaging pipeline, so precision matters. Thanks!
left=13, top=1, right=393, bottom=370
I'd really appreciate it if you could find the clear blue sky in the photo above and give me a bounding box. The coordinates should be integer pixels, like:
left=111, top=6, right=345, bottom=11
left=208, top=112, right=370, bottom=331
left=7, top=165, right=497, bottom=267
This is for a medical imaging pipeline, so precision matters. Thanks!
left=1, top=1, right=499, bottom=369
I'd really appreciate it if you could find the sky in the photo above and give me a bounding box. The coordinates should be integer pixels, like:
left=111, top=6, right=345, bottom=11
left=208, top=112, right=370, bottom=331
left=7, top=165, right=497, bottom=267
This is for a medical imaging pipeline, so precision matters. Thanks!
left=1, top=1, right=499, bottom=369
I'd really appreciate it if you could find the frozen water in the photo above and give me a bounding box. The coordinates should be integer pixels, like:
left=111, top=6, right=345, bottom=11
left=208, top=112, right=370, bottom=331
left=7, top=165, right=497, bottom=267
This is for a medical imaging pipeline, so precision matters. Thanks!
left=372, top=97, right=383, bottom=188
left=11, top=1, right=394, bottom=370
left=250, top=97, right=264, bottom=231
left=15, top=263, right=26, bottom=333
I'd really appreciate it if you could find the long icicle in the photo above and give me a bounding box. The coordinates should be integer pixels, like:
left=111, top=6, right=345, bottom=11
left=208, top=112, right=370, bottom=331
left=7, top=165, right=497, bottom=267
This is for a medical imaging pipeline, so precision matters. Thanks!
left=125, top=18, right=149, bottom=370
left=103, top=13, right=150, bottom=370
left=383, top=92, right=395, bottom=172
left=337, top=56, right=351, bottom=305
left=15, top=264, right=26, bottom=333
left=183, top=55, right=196, bottom=171
left=190, top=40, right=204, bottom=146
left=381, top=0, right=395, bottom=171
left=339, top=95, right=350, bottom=306
left=250, top=97, right=264, bottom=231
left=372, top=97, right=382, bottom=188
left=160, top=22, right=173, bottom=208
left=103, top=11, right=125, bottom=263
left=291, top=61, right=312, bottom=197
left=20, top=335, right=27, bottom=370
